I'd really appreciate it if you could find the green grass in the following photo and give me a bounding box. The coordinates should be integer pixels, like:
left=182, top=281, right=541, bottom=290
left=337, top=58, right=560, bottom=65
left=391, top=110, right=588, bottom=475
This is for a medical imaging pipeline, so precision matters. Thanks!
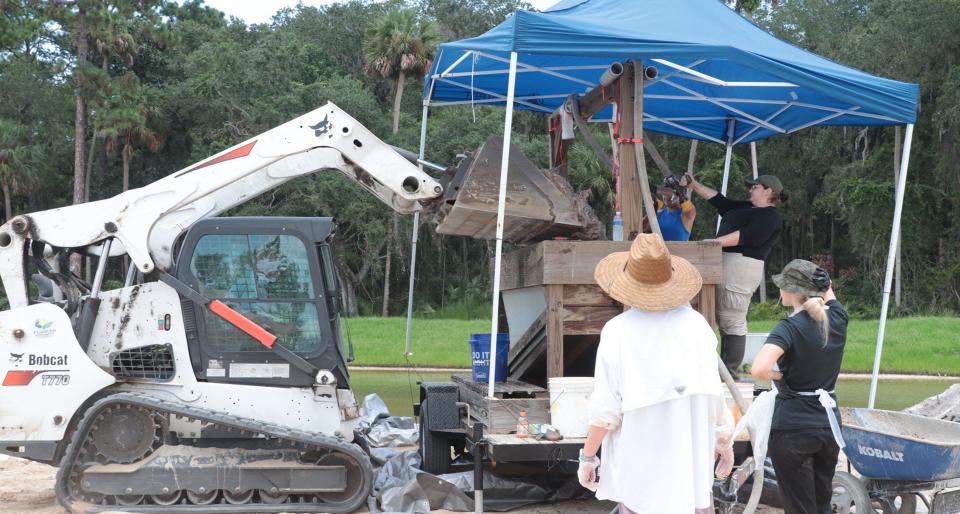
left=746, top=316, right=960, bottom=375
left=343, top=317, right=486, bottom=368
left=346, top=316, right=960, bottom=375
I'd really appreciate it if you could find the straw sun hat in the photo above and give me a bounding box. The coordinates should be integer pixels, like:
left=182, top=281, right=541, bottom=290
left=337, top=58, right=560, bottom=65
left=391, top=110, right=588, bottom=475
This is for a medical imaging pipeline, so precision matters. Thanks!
left=594, top=234, right=703, bottom=311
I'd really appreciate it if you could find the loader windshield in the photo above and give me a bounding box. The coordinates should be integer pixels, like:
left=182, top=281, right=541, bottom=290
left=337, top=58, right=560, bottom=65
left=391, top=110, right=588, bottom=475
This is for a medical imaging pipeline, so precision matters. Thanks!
left=190, top=234, right=323, bottom=353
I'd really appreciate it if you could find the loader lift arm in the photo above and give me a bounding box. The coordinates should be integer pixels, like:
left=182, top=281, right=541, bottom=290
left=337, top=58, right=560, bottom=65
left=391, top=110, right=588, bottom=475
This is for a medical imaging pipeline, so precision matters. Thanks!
left=0, top=103, right=442, bottom=310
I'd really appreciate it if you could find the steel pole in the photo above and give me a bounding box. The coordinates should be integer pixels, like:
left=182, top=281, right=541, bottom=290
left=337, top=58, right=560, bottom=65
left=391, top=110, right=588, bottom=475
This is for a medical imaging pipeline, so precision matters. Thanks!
left=716, top=120, right=735, bottom=233
left=868, top=123, right=914, bottom=409
left=487, top=52, right=518, bottom=398
left=472, top=422, right=485, bottom=514
left=750, top=141, right=766, bottom=302
left=403, top=103, right=431, bottom=357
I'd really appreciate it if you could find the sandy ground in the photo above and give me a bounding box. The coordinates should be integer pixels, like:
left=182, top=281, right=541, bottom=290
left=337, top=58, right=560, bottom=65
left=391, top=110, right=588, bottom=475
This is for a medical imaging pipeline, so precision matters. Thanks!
left=0, top=454, right=786, bottom=514
left=0, top=454, right=61, bottom=514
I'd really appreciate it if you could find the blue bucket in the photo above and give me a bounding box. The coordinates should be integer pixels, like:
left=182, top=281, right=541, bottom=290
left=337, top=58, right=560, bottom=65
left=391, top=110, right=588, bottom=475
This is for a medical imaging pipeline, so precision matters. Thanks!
left=469, top=333, right=509, bottom=383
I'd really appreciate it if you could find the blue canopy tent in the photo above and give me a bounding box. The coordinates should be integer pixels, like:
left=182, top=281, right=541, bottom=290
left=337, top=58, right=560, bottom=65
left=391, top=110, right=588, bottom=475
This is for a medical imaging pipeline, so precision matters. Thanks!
left=405, top=0, right=920, bottom=406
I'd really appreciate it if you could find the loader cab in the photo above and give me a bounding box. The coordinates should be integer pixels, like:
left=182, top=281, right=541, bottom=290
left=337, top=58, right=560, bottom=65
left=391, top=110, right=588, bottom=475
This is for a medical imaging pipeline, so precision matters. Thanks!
left=173, top=217, right=349, bottom=388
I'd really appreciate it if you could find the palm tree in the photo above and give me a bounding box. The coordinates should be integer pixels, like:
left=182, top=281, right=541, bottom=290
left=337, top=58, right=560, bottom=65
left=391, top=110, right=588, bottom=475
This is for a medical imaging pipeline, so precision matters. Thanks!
left=98, top=77, right=161, bottom=192
left=0, top=119, right=37, bottom=222
left=363, top=9, right=439, bottom=316
left=364, top=9, right=440, bottom=134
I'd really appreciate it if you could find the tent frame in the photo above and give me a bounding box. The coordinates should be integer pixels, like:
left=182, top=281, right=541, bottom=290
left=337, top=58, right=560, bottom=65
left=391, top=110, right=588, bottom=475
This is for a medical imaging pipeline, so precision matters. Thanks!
left=430, top=52, right=905, bottom=136
left=409, top=54, right=916, bottom=402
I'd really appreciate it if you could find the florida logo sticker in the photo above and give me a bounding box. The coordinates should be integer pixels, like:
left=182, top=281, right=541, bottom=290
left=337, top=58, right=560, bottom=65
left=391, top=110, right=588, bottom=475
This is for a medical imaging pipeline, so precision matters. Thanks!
left=33, top=319, right=56, bottom=338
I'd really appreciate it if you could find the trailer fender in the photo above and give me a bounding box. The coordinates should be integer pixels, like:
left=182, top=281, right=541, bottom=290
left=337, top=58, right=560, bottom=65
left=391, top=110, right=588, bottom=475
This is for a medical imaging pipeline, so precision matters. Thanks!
left=418, top=382, right=460, bottom=431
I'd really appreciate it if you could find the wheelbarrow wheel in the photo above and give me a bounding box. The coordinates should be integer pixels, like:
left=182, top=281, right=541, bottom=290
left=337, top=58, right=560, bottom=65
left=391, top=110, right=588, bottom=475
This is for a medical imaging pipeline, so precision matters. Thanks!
left=880, top=493, right=917, bottom=514
left=832, top=471, right=873, bottom=513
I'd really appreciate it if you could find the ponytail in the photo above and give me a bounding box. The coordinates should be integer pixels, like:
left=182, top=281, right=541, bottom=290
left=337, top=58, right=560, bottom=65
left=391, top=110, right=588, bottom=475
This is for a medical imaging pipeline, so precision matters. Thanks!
left=800, top=296, right=830, bottom=346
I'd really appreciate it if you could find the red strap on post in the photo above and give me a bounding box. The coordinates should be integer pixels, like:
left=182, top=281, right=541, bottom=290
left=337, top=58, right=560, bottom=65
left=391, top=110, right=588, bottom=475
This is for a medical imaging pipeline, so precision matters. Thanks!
left=616, top=137, right=644, bottom=144
left=208, top=300, right=277, bottom=349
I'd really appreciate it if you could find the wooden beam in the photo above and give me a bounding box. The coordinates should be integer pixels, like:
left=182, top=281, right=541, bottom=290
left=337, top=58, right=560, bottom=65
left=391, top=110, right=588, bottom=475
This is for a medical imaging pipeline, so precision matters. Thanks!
left=547, top=112, right=569, bottom=176
left=576, top=79, right=618, bottom=121
left=643, top=138, right=672, bottom=178
left=546, top=284, right=564, bottom=378
left=618, top=61, right=643, bottom=238
left=499, top=244, right=544, bottom=290
left=700, top=284, right=717, bottom=329
left=500, top=240, right=724, bottom=287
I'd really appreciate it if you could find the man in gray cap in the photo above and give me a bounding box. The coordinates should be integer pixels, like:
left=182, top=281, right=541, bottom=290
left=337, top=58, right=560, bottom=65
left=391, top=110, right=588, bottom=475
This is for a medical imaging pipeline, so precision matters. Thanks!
left=682, top=173, right=787, bottom=379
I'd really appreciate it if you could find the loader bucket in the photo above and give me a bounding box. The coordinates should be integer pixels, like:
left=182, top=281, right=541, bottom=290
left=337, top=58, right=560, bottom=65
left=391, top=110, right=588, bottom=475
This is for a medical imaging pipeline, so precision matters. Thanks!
left=427, top=136, right=603, bottom=244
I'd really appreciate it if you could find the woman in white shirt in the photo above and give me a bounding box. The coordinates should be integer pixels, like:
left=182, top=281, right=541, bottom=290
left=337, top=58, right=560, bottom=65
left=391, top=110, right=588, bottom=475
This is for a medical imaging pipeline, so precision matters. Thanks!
left=578, top=234, right=735, bottom=514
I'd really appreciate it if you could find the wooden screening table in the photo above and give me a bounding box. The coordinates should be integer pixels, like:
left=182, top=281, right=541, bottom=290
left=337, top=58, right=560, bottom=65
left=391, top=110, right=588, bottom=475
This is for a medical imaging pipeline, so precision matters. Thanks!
left=499, top=240, right=722, bottom=379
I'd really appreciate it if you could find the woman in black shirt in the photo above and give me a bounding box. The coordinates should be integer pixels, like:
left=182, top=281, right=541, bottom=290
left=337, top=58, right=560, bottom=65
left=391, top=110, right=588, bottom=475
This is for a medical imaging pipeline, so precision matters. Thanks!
left=682, top=173, right=786, bottom=378
left=750, top=259, right=847, bottom=514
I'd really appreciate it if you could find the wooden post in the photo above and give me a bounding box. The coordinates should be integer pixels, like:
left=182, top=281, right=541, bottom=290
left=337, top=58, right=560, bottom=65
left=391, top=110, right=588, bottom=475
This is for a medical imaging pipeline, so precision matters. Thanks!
left=643, top=138, right=672, bottom=178
left=546, top=285, right=564, bottom=378
left=617, top=61, right=643, bottom=238
left=547, top=111, right=569, bottom=176
left=700, top=285, right=717, bottom=329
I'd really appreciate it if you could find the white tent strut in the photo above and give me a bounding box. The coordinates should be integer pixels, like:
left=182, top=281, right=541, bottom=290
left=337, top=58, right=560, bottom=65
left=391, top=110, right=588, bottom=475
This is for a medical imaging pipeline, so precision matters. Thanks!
left=717, top=119, right=736, bottom=233
left=403, top=104, right=432, bottom=357
left=487, top=52, right=519, bottom=398
left=868, top=123, right=914, bottom=409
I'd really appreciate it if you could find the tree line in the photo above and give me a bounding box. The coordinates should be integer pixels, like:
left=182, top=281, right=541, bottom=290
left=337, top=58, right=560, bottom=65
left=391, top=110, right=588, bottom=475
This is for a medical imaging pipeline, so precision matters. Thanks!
left=0, top=0, right=957, bottom=318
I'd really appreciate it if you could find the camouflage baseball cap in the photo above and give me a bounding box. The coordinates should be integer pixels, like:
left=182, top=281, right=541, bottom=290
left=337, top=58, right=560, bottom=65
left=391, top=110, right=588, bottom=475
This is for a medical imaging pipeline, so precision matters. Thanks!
left=772, top=259, right=830, bottom=297
left=745, top=174, right=783, bottom=194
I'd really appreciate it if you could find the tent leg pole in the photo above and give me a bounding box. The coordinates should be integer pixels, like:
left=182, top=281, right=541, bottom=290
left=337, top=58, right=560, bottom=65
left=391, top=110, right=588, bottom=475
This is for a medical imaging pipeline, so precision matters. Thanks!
left=716, top=141, right=734, bottom=233
left=403, top=104, right=431, bottom=357
left=894, top=125, right=903, bottom=308
left=868, top=123, right=914, bottom=409
left=716, top=119, right=736, bottom=233
left=686, top=139, right=698, bottom=176
left=487, top=51, right=518, bottom=399
left=750, top=141, right=766, bottom=302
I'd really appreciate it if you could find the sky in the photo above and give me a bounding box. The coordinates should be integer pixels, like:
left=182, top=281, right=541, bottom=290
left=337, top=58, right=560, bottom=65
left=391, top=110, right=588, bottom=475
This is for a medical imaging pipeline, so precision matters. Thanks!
left=201, top=0, right=558, bottom=25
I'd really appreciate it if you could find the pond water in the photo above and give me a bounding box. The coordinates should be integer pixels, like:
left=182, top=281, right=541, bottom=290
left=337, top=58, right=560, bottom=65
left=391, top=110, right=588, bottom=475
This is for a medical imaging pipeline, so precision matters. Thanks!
left=350, top=369, right=960, bottom=417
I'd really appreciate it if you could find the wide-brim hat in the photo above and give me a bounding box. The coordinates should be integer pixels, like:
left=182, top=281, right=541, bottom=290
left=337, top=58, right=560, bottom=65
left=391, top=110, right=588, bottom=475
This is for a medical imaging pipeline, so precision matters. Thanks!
left=594, top=233, right=703, bottom=311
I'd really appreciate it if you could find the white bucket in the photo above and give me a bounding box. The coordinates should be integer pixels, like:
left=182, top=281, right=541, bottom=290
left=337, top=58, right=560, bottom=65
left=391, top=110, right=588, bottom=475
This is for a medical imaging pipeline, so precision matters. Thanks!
left=548, top=377, right=595, bottom=438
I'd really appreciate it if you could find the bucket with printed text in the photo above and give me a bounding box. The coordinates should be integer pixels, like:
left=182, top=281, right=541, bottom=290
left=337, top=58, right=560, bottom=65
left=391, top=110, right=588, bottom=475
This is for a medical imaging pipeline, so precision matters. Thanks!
left=469, top=333, right=509, bottom=383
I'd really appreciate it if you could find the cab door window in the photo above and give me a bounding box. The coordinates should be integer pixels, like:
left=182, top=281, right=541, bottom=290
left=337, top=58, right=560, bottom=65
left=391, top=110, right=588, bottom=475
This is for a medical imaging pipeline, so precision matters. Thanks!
left=190, top=234, right=321, bottom=354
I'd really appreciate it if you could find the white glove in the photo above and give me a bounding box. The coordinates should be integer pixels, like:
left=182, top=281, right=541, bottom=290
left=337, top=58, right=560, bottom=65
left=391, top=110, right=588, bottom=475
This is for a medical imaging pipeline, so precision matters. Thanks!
left=577, top=451, right=600, bottom=491
left=715, top=440, right=734, bottom=479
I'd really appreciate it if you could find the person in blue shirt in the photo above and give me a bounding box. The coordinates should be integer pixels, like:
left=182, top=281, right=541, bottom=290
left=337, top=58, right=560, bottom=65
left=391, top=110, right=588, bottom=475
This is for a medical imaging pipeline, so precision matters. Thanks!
left=653, top=175, right=696, bottom=241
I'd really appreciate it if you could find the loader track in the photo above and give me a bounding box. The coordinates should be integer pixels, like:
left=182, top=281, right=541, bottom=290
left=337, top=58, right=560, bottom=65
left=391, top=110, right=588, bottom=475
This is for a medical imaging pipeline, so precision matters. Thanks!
left=55, top=392, right=372, bottom=513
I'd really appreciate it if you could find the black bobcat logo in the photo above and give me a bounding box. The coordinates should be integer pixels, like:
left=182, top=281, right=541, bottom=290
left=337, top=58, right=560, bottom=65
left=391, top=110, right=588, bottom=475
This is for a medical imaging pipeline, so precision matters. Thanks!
left=9, top=353, right=23, bottom=366
left=309, top=114, right=332, bottom=137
